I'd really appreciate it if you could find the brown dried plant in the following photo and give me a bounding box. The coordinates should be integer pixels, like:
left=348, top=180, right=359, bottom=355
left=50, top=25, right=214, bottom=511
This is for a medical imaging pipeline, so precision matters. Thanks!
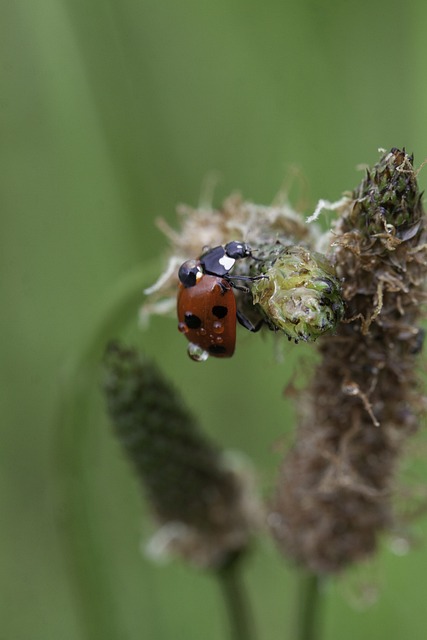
left=271, top=148, right=427, bottom=573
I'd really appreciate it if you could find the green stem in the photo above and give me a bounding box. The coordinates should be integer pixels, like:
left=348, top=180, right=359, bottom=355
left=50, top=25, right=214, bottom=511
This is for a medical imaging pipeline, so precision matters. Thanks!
left=54, top=260, right=161, bottom=640
left=295, top=572, right=323, bottom=640
left=217, top=559, right=257, bottom=640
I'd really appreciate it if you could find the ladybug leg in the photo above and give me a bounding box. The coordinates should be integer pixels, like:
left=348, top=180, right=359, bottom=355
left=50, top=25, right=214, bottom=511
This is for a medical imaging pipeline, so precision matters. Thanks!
left=228, top=274, right=268, bottom=282
left=218, top=280, right=234, bottom=295
left=226, top=274, right=268, bottom=293
left=227, top=274, right=268, bottom=293
left=236, top=310, right=264, bottom=332
left=230, top=282, right=250, bottom=293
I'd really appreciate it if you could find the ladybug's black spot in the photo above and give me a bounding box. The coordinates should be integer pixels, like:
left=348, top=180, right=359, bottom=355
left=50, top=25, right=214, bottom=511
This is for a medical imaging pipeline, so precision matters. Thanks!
left=184, top=312, right=202, bottom=329
left=212, top=305, right=228, bottom=318
left=208, top=345, right=227, bottom=354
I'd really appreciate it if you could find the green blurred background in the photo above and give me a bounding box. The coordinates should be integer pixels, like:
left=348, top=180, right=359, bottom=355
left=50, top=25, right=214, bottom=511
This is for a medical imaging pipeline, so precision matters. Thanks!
left=2, top=1, right=427, bottom=638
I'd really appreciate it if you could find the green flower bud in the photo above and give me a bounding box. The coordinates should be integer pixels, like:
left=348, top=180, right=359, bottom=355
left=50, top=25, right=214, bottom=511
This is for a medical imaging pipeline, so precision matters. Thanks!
left=250, top=245, right=344, bottom=342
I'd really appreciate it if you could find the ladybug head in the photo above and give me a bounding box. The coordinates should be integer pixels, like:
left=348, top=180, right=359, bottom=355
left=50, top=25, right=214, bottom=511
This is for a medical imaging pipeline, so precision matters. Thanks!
left=178, top=259, right=203, bottom=288
left=224, top=241, right=252, bottom=260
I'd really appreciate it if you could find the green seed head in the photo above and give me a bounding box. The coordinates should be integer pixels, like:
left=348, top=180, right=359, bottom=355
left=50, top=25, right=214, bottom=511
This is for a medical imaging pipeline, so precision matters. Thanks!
left=250, top=245, right=344, bottom=342
left=103, top=342, right=262, bottom=568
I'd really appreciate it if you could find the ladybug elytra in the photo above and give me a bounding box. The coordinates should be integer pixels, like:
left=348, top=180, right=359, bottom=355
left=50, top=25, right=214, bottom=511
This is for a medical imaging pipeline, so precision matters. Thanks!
left=177, top=274, right=237, bottom=360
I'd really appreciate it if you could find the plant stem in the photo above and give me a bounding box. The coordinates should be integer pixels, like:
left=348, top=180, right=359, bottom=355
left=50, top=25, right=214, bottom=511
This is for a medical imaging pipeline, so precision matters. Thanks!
left=295, top=572, right=323, bottom=640
left=217, top=558, right=256, bottom=640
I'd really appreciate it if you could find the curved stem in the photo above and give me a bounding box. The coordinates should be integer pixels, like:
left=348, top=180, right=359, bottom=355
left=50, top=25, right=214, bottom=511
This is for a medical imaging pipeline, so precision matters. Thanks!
left=217, top=559, right=257, bottom=640
left=295, top=572, right=323, bottom=640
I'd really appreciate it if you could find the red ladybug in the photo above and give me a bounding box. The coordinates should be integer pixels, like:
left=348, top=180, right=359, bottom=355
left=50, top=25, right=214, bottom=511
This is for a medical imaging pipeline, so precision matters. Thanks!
left=176, top=242, right=265, bottom=361
left=177, top=274, right=237, bottom=360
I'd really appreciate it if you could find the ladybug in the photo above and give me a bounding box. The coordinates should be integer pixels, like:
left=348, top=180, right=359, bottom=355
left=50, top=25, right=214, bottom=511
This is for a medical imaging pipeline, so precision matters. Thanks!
left=177, top=242, right=264, bottom=361
left=177, top=273, right=237, bottom=360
